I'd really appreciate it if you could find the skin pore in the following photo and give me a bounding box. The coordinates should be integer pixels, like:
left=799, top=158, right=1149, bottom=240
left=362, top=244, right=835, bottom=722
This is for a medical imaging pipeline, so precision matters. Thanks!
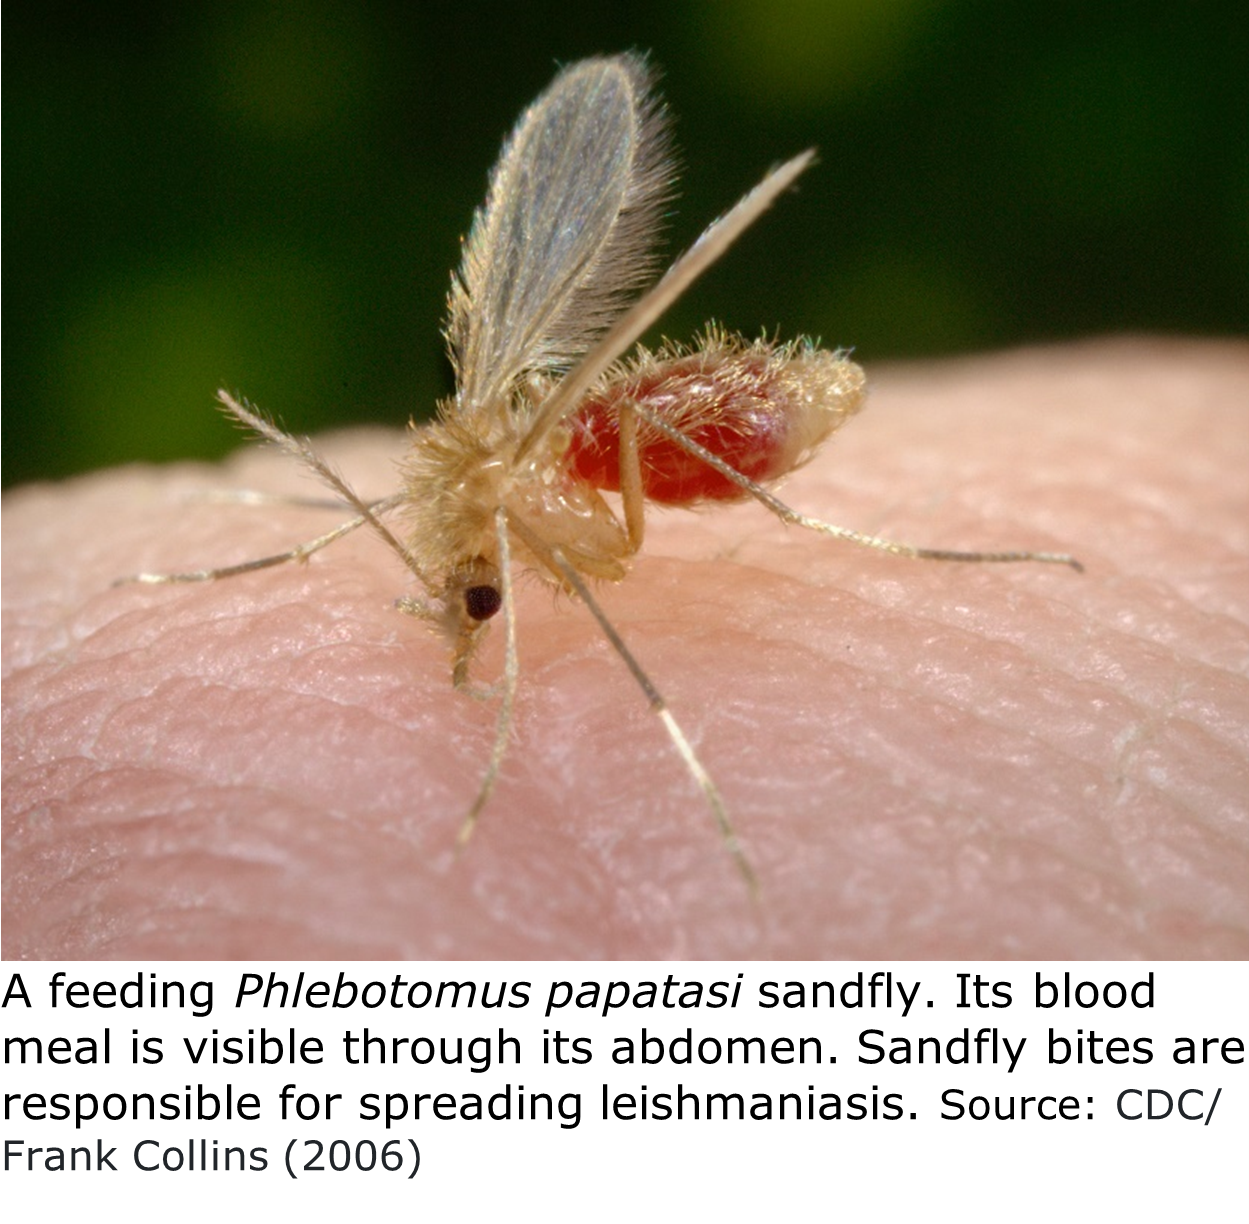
left=3, top=336, right=1247, bottom=959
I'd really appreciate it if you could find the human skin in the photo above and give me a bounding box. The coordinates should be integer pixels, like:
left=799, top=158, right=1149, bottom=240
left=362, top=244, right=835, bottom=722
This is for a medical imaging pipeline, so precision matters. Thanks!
left=3, top=336, right=1247, bottom=960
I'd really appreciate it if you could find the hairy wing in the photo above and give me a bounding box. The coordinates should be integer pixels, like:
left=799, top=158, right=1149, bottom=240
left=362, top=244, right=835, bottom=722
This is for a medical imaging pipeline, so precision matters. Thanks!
left=514, top=149, right=816, bottom=463
left=447, top=54, right=673, bottom=415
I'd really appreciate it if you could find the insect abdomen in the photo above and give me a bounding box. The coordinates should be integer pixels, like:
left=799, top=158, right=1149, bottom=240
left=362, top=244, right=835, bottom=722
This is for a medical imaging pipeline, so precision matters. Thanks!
left=566, top=334, right=866, bottom=505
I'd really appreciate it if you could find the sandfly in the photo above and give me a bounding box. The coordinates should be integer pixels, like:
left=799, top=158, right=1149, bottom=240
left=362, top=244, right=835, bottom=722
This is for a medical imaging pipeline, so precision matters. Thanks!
left=122, top=54, right=1081, bottom=890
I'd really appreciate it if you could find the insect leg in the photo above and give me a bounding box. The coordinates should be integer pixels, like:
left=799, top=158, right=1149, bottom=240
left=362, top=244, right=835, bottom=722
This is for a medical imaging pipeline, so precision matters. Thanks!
left=115, top=494, right=408, bottom=586
left=548, top=545, right=757, bottom=893
left=617, top=398, right=647, bottom=553
left=194, top=489, right=373, bottom=512
left=632, top=404, right=1084, bottom=571
left=505, top=508, right=757, bottom=890
left=217, top=390, right=433, bottom=586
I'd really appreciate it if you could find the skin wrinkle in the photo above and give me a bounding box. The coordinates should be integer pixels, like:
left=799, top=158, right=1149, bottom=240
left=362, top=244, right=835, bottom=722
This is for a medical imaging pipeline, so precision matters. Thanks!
left=3, top=337, right=1248, bottom=958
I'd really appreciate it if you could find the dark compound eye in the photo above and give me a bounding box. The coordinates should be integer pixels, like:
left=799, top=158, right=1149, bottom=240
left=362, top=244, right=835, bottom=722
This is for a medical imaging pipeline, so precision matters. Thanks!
left=464, top=584, right=503, bottom=622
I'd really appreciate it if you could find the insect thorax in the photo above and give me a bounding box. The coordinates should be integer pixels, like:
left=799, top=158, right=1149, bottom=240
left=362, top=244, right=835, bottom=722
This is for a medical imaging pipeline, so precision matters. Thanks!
left=400, top=401, right=631, bottom=633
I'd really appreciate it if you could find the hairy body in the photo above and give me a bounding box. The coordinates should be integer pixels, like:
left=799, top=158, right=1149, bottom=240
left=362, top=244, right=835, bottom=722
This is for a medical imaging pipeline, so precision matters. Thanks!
left=4, top=338, right=1246, bottom=959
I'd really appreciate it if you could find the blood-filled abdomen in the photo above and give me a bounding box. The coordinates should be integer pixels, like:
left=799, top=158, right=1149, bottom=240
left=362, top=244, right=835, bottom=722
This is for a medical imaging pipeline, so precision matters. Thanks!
left=565, top=332, right=866, bottom=505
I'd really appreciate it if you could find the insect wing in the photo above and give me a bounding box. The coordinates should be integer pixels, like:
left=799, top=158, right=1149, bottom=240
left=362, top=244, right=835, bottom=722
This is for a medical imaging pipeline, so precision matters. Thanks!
left=447, top=55, right=673, bottom=415
left=513, top=149, right=816, bottom=463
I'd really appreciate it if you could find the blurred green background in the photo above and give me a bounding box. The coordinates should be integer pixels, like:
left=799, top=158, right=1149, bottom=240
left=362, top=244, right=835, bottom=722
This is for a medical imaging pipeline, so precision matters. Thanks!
left=5, top=0, right=1247, bottom=488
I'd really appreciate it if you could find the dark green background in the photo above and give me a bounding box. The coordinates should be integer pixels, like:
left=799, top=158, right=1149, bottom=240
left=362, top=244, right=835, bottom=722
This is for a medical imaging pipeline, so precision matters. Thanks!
left=6, top=0, right=1246, bottom=488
